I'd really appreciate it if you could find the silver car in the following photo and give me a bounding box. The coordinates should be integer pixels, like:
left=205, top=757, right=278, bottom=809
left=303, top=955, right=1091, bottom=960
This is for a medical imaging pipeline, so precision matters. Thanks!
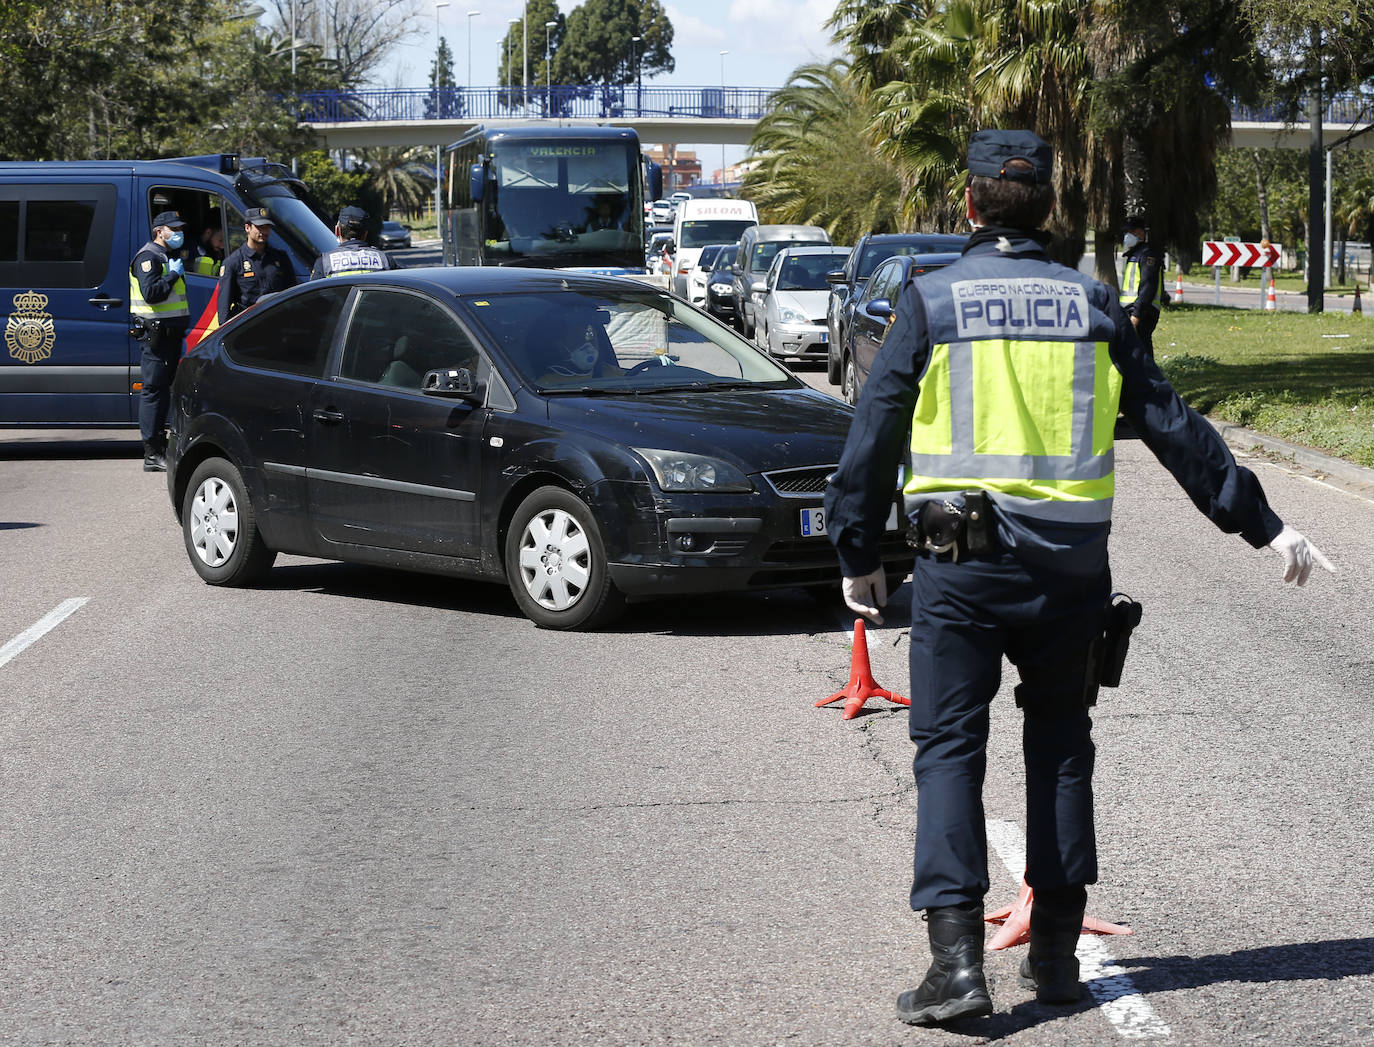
left=754, top=246, right=852, bottom=363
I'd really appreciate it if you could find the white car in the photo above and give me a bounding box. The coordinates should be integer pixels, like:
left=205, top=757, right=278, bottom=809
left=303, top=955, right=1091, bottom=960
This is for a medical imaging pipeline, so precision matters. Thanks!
left=754, top=246, right=852, bottom=362
left=685, top=243, right=731, bottom=305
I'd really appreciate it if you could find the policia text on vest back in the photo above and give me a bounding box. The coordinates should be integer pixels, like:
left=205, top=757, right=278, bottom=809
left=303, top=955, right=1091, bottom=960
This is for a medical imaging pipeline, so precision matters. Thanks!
left=0, top=154, right=338, bottom=427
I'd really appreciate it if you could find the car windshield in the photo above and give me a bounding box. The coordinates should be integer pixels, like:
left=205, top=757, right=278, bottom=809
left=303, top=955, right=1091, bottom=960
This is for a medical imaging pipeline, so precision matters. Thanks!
left=382, top=221, right=404, bottom=232
left=711, top=248, right=737, bottom=274
left=857, top=238, right=966, bottom=279
left=778, top=254, right=849, bottom=291
left=462, top=287, right=797, bottom=394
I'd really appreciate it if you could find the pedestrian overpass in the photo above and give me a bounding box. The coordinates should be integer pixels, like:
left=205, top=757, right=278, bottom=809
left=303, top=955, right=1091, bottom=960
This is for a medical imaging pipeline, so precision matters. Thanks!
left=298, top=86, right=1372, bottom=153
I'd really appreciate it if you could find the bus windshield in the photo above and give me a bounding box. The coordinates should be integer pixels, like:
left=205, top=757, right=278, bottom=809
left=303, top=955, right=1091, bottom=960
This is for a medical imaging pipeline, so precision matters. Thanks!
left=481, top=138, right=644, bottom=270
left=676, top=219, right=756, bottom=250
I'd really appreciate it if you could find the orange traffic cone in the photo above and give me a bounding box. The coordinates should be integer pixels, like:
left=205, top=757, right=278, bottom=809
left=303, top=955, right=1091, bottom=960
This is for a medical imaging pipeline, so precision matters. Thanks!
left=1174, top=272, right=1183, bottom=304
left=815, top=619, right=909, bottom=719
left=985, top=877, right=1134, bottom=950
left=1353, top=284, right=1362, bottom=316
left=1264, top=274, right=1278, bottom=311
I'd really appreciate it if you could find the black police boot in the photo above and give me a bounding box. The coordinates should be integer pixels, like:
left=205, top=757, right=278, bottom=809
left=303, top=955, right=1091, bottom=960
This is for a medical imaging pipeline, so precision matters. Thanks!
left=142, top=441, right=166, bottom=472
left=896, top=902, right=993, bottom=1025
left=1017, top=885, right=1086, bottom=1004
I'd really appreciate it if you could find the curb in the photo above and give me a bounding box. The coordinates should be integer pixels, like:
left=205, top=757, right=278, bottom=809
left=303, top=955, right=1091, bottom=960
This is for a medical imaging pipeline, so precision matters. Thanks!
left=1207, top=416, right=1374, bottom=494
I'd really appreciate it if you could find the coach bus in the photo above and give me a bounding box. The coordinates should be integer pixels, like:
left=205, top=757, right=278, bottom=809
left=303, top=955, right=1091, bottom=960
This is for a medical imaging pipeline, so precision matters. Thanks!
left=441, top=125, right=652, bottom=275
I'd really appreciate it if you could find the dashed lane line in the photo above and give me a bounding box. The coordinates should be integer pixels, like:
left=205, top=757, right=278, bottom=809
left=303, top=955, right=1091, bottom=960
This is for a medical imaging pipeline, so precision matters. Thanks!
left=986, top=818, right=1172, bottom=1040
left=0, top=598, right=89, bottom=669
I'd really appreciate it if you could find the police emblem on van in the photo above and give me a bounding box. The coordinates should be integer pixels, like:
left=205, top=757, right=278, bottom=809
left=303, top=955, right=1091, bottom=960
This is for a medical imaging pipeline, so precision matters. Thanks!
left=5, top=290, right=57, bottom=365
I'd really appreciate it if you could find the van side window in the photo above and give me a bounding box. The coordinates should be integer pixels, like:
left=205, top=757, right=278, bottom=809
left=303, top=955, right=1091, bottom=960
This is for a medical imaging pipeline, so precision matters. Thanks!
left=0, top=184, right=116, bottom=288
left=147, top=188, right=229, bottom=277
left=221, top=285, right=349, bottom=378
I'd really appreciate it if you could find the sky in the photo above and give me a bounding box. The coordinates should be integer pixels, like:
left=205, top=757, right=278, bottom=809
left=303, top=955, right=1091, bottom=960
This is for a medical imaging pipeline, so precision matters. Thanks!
left=380, top=0, right=842, bottom=168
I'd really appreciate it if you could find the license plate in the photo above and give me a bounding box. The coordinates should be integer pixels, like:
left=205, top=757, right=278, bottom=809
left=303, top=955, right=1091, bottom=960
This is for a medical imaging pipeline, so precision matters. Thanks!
left=799, top=504, right=898, bottom=537
left=818, top=331, right=828, bottom=342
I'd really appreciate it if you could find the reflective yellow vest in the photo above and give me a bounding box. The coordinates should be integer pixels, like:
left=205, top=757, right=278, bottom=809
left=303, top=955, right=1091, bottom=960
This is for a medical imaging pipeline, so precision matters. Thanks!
left=1119, top=252, right=1162, bottom=309
left=904, top=264, right=1124, bottom=526
left=129, top=247, right=189, bottom=320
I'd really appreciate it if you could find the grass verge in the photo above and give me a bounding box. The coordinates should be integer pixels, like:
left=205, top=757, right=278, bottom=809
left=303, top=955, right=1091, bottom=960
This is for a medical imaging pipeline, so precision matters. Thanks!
left=1154, top=304, right=1374, bottom=468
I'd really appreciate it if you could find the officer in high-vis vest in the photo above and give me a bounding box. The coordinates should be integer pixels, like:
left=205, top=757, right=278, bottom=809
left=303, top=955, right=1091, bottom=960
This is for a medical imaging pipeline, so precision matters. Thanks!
left=130, top=210, right=191, bottom=471
left=1120, top=214, right=1165, bottom=355
left=823, top=130, right=1334, bottom=1027
left=310, top=206, right=397, bottom=280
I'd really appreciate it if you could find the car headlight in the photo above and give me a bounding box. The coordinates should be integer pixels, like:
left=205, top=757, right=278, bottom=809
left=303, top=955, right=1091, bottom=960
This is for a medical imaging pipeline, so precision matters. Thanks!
left=778, top=307, right=805, bottom=324
left=634, top=448, right=754, bottom=493
left=710, top=281, right=733, bottom=294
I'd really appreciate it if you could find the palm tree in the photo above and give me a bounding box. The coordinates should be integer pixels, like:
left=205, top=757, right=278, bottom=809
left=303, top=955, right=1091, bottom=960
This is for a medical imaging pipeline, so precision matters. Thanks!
left=744, top=61, right=905, bottom=243
left=356, top=146, right=435, bottom=218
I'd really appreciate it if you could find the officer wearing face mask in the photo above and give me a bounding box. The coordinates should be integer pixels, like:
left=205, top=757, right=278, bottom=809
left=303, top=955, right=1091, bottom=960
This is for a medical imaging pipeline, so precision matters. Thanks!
left=130, top=210, right=190, bottom=471
left=1120, top=215, right=1165, bottom=356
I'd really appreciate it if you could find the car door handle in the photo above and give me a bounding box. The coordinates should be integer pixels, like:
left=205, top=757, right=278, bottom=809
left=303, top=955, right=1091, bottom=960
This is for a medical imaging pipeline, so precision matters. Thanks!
left=89, top=294, right=123, bottom=311
left=312, top=407, right=345, bottom=425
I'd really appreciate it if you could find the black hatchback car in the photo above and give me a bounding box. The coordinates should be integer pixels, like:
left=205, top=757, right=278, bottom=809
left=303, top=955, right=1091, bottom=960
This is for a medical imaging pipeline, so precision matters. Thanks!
left=166, top=268, right=912, bottom=629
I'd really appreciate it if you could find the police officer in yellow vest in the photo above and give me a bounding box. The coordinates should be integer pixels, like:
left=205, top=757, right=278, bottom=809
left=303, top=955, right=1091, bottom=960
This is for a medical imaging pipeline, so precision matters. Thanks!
left=823, top=130, right=1334, bottom=1027
left=1120, top=214, right=1165, bottom=355
left=131, top=210, right=190, bottom=471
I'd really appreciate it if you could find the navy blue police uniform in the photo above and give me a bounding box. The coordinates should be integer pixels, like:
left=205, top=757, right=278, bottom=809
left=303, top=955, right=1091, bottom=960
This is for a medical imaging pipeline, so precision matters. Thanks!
left=130, top=210, right=191, bottom=467
left=216, top=207, right=298, bottom=323
left=310, top=207, right=396, bottom=280
left=1120, top=216, right=1165, bottom=355
left=823, top=130, right=1287, bottom=1024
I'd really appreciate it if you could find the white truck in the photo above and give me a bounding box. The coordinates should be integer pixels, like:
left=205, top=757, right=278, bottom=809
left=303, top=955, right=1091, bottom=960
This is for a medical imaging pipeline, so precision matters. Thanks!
left=671, top=197, right=759, bottom=301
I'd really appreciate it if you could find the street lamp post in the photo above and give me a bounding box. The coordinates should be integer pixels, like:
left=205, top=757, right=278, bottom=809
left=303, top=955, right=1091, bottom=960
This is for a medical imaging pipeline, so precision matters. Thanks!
left=506, top=18, right=518, bottom=108
left=466, top=10, right=479, bottom=101
left=434, top=2, right=449, bottom=227
left=719, top=50, right=729, bottom=185
left=522, top=4, right=529, bottom=111
left=631, top=35, right=641, bottom=118
left=545, top=21, right=556, bottom=116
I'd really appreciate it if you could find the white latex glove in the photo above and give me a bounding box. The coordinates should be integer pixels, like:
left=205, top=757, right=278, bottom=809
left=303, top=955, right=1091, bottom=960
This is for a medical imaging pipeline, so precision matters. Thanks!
left=842, top=568, right=888, bottom=624
left=1268, top=525, right=1336, bottom=586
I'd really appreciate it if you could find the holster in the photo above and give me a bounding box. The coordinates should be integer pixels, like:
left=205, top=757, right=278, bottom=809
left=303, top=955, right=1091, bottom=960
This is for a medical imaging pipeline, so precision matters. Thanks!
left=909, top=492, right=995, bottom=561
left=1083, top=593, right=1143, bottom=704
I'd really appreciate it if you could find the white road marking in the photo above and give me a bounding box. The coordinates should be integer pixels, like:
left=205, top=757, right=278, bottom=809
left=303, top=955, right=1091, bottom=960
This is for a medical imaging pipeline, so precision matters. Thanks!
left=0, top=598, right=89, bottom=669
left=986, top=818, right=1172, bottom=1040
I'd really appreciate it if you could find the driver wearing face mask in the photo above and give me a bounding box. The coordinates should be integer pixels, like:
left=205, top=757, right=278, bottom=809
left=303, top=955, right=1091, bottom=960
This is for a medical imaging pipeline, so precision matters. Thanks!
left=538, top=320, right=624, bottom=385
left=130, top=210, right=192, bottom=471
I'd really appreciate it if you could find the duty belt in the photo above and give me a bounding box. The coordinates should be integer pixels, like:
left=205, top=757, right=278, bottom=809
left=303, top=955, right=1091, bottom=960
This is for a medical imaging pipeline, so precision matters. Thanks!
left=909, top=491, right=997, bottom=561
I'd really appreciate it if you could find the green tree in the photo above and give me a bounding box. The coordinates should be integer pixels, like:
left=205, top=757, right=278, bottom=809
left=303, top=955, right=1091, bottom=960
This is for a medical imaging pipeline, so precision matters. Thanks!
left=552, top=0, right=673, bottom=86
left=497, top=0, right=562, bottom=102
left=426, top=35, right=460, bottom=118
left=743, top=62, right=906, bottom=241
left=356, top=146, right=436, bottom=217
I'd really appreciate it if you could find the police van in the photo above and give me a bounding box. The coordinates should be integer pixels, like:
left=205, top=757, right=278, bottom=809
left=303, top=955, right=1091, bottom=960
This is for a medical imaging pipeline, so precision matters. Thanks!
left=1, top=154, right=337, bottom=427
left=671, top=197, right=758, bottom=301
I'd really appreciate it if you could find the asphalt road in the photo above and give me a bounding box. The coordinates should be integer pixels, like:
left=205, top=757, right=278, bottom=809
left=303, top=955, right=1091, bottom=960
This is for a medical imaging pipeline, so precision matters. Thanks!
left=2, top=345, right=1372, bottom=1044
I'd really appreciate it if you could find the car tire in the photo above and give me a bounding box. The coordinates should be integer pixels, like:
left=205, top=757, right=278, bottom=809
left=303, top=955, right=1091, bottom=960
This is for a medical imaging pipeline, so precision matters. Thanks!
left=181, top=456, right=276, bottom=586
left=826, top=338, right=841, bottom=384
left=842, top=355, right=859, bottom=405
left=505, top=486, right=626, bottom=630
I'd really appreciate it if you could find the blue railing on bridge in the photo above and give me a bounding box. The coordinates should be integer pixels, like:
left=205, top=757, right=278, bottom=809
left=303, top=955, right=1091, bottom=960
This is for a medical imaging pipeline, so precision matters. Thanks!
left=1231, top=95, right=1371, bottom=124
left=296, top=86, right=777, bottom=124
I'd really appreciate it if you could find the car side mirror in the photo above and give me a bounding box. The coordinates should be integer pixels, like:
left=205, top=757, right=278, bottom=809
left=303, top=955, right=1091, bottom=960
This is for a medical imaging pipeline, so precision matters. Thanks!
left=422, top=367, right=483, bottom=403
left=824, top=269, right=846, bottom=285
left=751, top=279, right=767, bottom=294
left=864, top=299, right=894, bottom=321
left=469, top=163, right=485, bottom=204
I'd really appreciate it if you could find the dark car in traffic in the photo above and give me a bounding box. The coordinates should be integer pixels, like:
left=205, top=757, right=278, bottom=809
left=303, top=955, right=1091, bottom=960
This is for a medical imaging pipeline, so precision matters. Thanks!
left=838, top=252, right=960, bottom=404
left=166, top=268, right=913, bottom=630
left=704, top=245, right=738, bottom=322
left=825, top=232, right=967, bottom=384
left=377, top=220, right=412, bottom=249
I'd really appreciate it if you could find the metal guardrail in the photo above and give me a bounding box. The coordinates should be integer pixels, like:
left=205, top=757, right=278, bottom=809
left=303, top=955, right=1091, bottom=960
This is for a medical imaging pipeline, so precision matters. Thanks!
left=293, top=85, right=1371, bottom=130
left=296, top=86, right=777, bottom=123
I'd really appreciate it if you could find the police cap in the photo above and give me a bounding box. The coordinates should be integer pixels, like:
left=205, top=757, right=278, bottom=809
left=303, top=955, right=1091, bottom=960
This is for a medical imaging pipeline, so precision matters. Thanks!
left=967, top=129, right=1053, bottom=185
left=151, top=210, right=186, bottom=230
left=244, top=206, right=275, bottom=227
left=337, top=206, right=369, bottom=225
left=1122, top=214, right=1147, bottom=234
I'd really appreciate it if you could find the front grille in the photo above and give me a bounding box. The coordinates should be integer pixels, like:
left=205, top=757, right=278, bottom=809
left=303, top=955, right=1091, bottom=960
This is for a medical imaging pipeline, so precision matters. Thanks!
left=763, top=464, right=836, bottom=498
